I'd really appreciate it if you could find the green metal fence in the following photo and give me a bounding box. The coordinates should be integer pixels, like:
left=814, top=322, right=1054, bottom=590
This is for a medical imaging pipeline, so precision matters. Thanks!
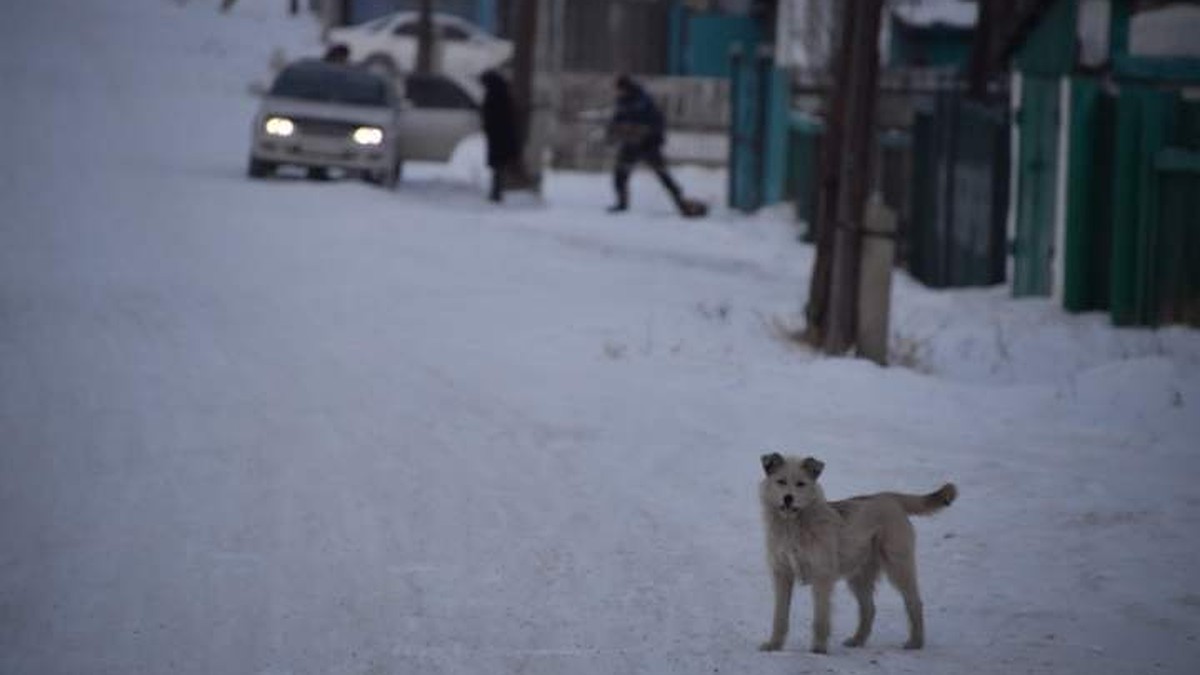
left=1110, top=90, right=1200, bottom=326
left=1063, top=79, right=1115, bottom=313
left=909, top=92, right=1009, bottom=288
left=1013, top=76, right=1060, bottom=296
left=1155, top=148, right=1200, bottom=325
left=785, top=113, right=822, bottom=237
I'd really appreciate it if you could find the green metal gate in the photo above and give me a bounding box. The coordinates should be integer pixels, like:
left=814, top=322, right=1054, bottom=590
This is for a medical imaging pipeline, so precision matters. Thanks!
left=1155, top=147, right=1200, bottom=325
left=908, top=92, right=1009, bottom=288
left=1013, top=76, right=1060, bottom=296
left=728, top=47, right=788, bottom=212
left=1063, top=78, right=1115, bottom=313
left=1111, top=88, right=1200, bottom=326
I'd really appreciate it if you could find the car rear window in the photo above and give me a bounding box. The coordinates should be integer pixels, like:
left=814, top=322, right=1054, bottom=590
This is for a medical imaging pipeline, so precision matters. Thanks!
left=270, top=64, right=390, bottom=107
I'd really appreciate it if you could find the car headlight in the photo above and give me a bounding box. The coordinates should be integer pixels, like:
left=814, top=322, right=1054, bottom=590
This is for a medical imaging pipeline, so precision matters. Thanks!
left=352, top=126, right=384, bottom=146
left=263, top=117, right=295, bottom=137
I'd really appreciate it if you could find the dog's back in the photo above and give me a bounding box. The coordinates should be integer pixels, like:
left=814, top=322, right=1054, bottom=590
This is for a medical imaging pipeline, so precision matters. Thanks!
left=831, top=483, right=958, bottom=521
left=828, top=483, right=956, bottom=577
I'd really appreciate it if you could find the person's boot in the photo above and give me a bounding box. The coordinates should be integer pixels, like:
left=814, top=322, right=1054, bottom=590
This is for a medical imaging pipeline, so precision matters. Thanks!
left=608, top=167, right=630, bottom=213
left=652, top=164, right=693, bottom=216
left=488, top=170, right=503, bottom=203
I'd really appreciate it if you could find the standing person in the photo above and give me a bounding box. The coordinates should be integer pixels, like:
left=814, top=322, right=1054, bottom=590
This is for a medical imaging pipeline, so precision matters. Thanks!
left=606, top=74, right=705, bottom=217
left=479, top=70, right=520, bottom=203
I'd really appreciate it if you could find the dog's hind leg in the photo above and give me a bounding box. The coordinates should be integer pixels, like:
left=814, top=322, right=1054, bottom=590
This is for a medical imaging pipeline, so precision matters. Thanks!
left=883, top=547, right=924, bottom=649
left=759, top=567, right=793, bottom=651
left=843, top=559, right=880, bottom=647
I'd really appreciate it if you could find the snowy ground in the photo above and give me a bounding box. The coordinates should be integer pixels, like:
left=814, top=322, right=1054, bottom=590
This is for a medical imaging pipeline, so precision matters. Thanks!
left=2, top=2, right=1199, bottom=675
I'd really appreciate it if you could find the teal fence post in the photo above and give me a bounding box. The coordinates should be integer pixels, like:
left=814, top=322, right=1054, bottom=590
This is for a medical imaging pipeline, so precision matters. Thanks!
left=761, top=59, right=790, bottom=205
left=728, top=44, right=762, bottom=211
left=476, top=0, right=497, bottom=34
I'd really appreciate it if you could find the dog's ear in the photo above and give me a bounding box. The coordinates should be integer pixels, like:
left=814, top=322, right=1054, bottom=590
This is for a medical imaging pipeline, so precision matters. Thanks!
left=801, top=457, right=824, bottom=479
left=761, top=452, right=785, bottom=476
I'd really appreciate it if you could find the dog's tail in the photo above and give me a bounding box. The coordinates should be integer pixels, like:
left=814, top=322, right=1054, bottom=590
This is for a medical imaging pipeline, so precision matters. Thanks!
left=895, top=483, right=957, bottom=516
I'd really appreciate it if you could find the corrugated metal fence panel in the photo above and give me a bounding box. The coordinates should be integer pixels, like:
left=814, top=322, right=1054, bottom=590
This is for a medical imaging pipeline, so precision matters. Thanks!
left=952, top=99, right=1008, bottom=286
left=563, top=0, right=669, bottom=74
left=1110, top=89, right=1200, bottom=327
left=909, top=111, right=938, bottom=283
left=1013, top=0, right=1076, bottom=77
left=675, top=11, right=760, bottom=77
left=1063, top=78, right=1115, bottom=313
left=786, top=115, right=822, bottom=234
left=728, top=47, right=763, bottom=211
left=907, top=92, right=1009, bottom=288
left=1153, top=99, right=1200, bottom=326
left=879, top=130, right=913, bottom=265
left=1013, top=76, right=1059, bottom=296
left=1110, top=86, right=1170, bottom=325
left=1155, top=154, right=1200, bottom=325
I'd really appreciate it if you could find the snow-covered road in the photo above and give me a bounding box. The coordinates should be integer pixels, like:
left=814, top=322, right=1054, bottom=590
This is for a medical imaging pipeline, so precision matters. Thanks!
left=3, top=2, right=1199, bottom=674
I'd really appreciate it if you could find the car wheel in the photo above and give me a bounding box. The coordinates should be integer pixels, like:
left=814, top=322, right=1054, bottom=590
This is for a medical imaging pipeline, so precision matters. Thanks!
left=247, top=157, right=275, bottom=178
left=385, top=158, right=403, bottom=188
left=366, top=159, right=402, bottom=190
left=363, top=54, right=398, bottom=79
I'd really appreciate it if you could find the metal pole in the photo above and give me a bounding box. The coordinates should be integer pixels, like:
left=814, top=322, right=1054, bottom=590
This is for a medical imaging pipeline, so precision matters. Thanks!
left=416, top=0, right=434, bottom=74
left=510, top=0, right=541, bottom=190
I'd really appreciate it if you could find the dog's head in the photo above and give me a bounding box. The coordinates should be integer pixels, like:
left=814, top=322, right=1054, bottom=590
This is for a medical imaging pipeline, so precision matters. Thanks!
left=759, top=453, right=824, bottom=517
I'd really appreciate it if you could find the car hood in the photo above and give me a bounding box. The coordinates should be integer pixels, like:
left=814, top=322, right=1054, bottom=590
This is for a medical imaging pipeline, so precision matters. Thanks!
left=257, top=96, right=394, bottom=126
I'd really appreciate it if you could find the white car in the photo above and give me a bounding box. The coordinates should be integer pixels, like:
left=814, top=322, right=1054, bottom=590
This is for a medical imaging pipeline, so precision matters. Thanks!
left=248, top=59, right=403, bottom=187
left=248, top=62, right=480, bottom=186
left=327, top=11, right=512, bottom=84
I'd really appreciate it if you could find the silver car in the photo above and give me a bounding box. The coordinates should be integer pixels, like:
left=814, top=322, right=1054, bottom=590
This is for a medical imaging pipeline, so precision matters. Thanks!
left=248, top=59, right=402, bottom=187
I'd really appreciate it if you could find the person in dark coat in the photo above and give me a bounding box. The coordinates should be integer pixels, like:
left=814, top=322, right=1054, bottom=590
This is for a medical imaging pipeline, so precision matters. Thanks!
left=606, top=74, right=703, bottom=217
left=479, top=70, right=520, bottom=202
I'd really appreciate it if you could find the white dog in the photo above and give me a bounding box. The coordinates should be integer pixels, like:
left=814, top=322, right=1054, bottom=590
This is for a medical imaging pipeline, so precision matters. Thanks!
left=758, top=453, right=956, bottom=653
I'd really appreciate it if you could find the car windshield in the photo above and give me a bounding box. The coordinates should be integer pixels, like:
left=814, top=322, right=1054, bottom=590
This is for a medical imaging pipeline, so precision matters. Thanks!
left=270, top=64, right=389, bottom=106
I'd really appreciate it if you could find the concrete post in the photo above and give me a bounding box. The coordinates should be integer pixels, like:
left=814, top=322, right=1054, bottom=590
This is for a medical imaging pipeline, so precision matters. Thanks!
left=856, top=192, right=896, bottom=365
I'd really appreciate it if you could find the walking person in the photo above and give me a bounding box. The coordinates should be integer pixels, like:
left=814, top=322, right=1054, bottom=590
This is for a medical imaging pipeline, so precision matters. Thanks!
left=606, top=74, right=706, bottom=217
left=479, top=70, right=520, bottom=203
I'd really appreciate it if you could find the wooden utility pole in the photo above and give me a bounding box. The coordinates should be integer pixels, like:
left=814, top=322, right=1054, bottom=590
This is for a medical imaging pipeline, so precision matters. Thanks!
left=805, top=4, right=851, bottom=347
left=509, top=0, right=541, bottom=189
left=967, top=0, right=1017, bottom=101
left=804, top=0, right=885, bottom=355
left=416, top=0, right=435, bottom=74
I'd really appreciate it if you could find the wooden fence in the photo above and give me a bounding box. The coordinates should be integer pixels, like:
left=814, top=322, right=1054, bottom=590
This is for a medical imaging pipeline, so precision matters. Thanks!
left=551, top=72, right=730, bottom=170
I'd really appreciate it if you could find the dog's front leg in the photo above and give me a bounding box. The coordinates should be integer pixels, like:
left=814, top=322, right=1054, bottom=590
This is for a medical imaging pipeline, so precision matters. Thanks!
left=759, top=567, right=793, bottom=651
left=809, top=577, right=835, bottom=654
